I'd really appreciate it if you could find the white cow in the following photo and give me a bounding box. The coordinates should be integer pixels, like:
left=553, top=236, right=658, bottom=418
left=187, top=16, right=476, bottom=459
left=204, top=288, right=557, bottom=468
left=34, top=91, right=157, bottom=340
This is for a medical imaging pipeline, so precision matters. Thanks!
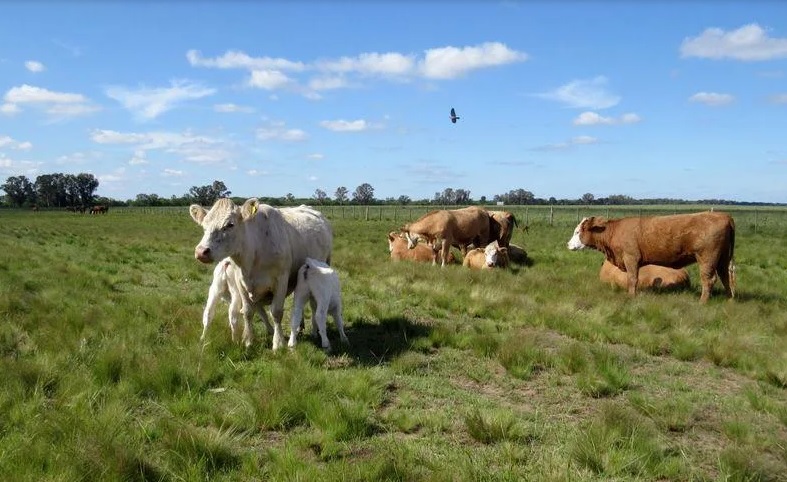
left=201, top=257, right=274, bottom=343
left=190, top=198, right=333, bottom=349
left=288, top=257, right=349, bottom=351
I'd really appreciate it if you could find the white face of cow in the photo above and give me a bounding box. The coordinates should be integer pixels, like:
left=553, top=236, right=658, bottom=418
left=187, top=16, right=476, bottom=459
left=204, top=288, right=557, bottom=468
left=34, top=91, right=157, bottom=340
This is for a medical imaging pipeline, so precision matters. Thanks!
left=190, top=199, right=244, bottom=264
left=567, top=218, right=589, bottom=251
left=484, top=244, right=500, bottom=267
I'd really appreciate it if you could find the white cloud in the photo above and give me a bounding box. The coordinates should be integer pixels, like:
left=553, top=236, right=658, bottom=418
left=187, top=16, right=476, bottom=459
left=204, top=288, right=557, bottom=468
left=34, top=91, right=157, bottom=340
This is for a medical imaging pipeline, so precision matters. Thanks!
left=769, top=93, right=787, bottom=104
left=105, top=80, right=216, bottom=121
left=573, top=111, right=641, bottom=125
left=689, top=92, right=735, bottom=106
left=90, top=129, right=232, bottom=165
left=256, top=120, right=308, bottom=142
left=129, top=149, right=148, bottom=165
left=213, top=103, right=254, bottom=113
left=308, top=76, right=350, bottom=91
left=680, top=23, right=787, bottom=61
left=25, top=61, right=46, bottom=73
left=307, top=153, right=324, bottom=160
left=162, top=168, right=184, bottom=177
left=319, top=119, right=375, bottom=132
left=187, top=49, right=305, bottom=71
left=308, top=175, right=318, bottom=182
left=0, top=152, right=42, bottom=175
left=247, top=169, right=269, bottom=176
left=0, top=103, right=20, bottom=115
left=5, top=84, right=86, bottom=104
left=0, top=135, right=33, bottom=150
left=418, top=42, right=528, bottom=79
left=536, top=76, right=621, bottom=110
left=531, top=135, right=599, bottom=151
left=317, top=52, right=416, bottom=77
left=247, top=70, right=291, bottom=90
left=3, top=84, right=99, bottom=119
left=56, top=151, right=101, bottom=165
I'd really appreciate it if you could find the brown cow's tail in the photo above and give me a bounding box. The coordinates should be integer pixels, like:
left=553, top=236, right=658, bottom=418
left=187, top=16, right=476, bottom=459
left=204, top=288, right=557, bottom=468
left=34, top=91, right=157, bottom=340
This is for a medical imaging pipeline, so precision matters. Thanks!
left=728, top=220, right=736, bottom=299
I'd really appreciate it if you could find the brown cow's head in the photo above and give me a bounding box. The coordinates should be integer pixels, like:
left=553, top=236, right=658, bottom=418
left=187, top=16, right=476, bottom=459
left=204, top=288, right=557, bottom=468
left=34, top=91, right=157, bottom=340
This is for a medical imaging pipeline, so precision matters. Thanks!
left=567, top=216, right=607, bottom=250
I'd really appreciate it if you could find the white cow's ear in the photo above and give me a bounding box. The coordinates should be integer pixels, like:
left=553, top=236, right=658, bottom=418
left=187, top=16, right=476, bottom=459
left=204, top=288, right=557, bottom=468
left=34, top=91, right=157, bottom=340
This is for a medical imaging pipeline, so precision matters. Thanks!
left=189, top=204, right=207, bottom=224
left=240, top=198, right=260, bottom=220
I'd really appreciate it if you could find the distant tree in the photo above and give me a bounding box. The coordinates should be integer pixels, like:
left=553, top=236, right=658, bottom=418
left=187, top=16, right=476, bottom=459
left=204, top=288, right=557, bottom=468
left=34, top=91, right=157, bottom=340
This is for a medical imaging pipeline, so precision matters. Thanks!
left=75, top=173, right=99, bottom=206
left=548, top=197, right=557, bottom=205
left=313, top=189, right=328, bottom=204
left=1, top=175, right=35, bottom=207
left=494, top=188, right=535, bottom=205
left=581, top=192, right=595, bottom=205
left=188, top=180, right=230, bottom=206
left=397, top=195, right=411, bottom=205
left=479, top=195, right=487, bottom=204
left=352, top=183, right=375, bottom=204
left=334, top=186, right=348, bottom=204
left=285, top=193, right=296, bottom=204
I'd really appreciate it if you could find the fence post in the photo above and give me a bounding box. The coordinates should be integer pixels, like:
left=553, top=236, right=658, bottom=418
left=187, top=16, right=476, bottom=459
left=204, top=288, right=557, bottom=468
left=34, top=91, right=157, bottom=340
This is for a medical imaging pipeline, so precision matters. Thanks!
left=365, top=206, right=369, bottom=221
left=755, top=209, right=758, bottom=234
left=550, top=206, right=554, bottom=226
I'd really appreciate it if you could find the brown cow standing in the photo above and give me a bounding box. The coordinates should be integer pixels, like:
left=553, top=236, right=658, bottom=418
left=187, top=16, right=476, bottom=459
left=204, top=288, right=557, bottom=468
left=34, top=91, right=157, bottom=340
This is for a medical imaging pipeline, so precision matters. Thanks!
left=488, top=210, right=517, bottom=247
left=567, top=211, right=735, bottom=303
left=599, top=260, right=690, bottom=291
left=91, top=205, right=108, bottom=214
left=401, top=206, right=490, bottom=267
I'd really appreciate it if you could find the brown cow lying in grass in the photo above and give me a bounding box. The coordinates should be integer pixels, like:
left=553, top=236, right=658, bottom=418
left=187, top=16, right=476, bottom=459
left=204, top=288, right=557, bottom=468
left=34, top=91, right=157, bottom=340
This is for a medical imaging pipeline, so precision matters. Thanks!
left=599, top=260, right=690, bottom=291
left=388, top=232, right=456, bottom=264
left=463, top=240, right=509, bottom=270
left=567, top=211, right=735, bottom=303
left=401, top=206, right=490, bottom=267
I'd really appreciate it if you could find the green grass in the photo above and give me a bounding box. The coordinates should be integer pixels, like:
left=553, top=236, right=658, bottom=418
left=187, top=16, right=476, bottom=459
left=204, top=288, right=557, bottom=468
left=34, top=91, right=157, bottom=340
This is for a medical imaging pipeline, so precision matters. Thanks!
left=0, top=207, right=786, bottom=480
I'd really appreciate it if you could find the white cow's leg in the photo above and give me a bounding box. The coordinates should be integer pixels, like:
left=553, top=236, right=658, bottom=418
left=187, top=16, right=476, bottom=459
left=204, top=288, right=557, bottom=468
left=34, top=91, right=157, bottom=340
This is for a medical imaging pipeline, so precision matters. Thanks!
left=227, top=295, right=242, bottom=343
left=288, top=284, right=309, bottom=348
left=270, top=276, right=289, bottom=350
left=239, top=296, right=254, bottom=347
left=314, top=304, right=331, bottom=350
left=331, top=298, right=349, bottom=345
left=309, top=297, right=319, bottom=340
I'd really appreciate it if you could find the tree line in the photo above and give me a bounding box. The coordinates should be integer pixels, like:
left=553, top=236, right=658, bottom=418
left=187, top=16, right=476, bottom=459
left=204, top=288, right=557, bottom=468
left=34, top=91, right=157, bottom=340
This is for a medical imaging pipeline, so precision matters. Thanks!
left=2, top=175, right=782, bottom=208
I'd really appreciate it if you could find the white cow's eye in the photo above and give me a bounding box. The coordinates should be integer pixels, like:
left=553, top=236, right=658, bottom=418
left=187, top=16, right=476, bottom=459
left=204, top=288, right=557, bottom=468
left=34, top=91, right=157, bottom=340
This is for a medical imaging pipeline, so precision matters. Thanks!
left=223, top=222, right=234, bottom=231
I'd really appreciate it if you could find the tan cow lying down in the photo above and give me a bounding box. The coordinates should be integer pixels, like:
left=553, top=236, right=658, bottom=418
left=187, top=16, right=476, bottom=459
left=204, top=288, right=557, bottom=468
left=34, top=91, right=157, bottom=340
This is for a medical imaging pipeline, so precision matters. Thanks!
left=387, top=232, right=456, bottom=264
left=567, top=211, right=735, bottom=303
left=463, top=240, right=509, bottom=270
left=599, top=260, right=689, bottom=291
left=401, top=206, right=490, bottom=267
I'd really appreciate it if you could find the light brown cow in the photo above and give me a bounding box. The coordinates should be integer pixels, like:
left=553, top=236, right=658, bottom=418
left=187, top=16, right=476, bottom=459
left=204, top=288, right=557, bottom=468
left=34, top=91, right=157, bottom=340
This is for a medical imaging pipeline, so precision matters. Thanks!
left=401, top=206, right=490, bottom=267
left=599, top=260, right=690, bottom=291
left=567, top=211, right=735, bottom=303
left=387, top=232, right=457, bottom=264
left=488, top=210, right=518, bottom=247
left=463, top=240, right=509, bottom=270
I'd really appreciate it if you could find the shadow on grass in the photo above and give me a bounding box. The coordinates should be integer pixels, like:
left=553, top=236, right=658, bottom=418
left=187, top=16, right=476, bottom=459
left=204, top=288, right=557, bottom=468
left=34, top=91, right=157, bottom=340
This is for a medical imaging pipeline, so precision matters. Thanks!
left=335, top=316, right=433, bottom=367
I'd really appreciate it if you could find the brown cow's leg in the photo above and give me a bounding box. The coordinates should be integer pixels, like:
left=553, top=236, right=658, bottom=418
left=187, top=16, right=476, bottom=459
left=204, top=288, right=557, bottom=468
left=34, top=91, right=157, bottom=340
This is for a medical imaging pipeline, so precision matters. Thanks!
left=623, top=257, right=639, bottom=297
left=441, top=239, right=450, bottom=267
left=698, top=262, right=716, bottom=303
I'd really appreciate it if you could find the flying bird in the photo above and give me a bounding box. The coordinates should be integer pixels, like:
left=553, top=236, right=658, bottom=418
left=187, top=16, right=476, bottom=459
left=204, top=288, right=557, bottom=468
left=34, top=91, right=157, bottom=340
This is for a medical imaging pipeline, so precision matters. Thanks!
left=449, top=107, right=460, bottom=124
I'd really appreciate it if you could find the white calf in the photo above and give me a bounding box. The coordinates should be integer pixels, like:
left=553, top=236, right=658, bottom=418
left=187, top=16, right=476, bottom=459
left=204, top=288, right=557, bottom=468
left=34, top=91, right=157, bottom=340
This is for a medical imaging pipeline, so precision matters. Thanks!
left=202, top=258, right=273, bottom=343
left=288, top=258, right=349, bottom=350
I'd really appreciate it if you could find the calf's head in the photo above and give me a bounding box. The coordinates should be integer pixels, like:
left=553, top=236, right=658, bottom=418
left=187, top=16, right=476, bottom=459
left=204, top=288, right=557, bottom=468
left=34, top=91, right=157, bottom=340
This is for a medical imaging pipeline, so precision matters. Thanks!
left=190, top=197, right=260, bottom=263
left=567, top=216, right=606, bottom=251
left=484, top=241, right=508, bottom=267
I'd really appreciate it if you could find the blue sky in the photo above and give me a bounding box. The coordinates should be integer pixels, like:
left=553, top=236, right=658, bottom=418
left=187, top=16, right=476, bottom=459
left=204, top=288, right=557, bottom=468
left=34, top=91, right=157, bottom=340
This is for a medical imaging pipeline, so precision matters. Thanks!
left=1, top=2, right=786, bottom=203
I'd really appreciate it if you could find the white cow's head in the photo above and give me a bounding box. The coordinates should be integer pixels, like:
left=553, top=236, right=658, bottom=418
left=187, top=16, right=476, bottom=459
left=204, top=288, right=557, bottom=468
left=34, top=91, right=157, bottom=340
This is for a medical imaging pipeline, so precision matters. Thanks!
left=484, top=241, right=507, bottom=267
left=190, top=197, right=260, bottom=263
left=567, top=217, right=590, bottom=251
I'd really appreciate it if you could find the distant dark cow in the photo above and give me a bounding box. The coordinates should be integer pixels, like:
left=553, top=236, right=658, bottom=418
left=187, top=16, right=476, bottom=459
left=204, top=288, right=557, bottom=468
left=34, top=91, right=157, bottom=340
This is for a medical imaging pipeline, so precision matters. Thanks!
left=31, top=205, right=39, bottom=212
left=599, top=260, right=690, bottom=291
left=91, top=205, right=108, bottom=214
left=567, top=211, right=735, bottom=303
left=401, top=206, right=490, bottom=267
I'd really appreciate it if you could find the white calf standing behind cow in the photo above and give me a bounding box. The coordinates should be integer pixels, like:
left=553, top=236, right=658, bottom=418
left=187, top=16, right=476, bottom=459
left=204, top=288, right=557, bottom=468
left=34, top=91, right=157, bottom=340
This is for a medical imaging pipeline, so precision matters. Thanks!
left=288, top=257, right=348, bottom=351
left=190, top=198, right=333, bottom=349
left=201, top=257, right=274, bottom=343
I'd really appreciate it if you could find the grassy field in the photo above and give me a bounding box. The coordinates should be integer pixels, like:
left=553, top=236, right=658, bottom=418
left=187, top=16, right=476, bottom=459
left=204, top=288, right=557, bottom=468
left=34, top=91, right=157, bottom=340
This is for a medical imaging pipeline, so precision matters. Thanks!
left=1, top=207, right=786, bottom=481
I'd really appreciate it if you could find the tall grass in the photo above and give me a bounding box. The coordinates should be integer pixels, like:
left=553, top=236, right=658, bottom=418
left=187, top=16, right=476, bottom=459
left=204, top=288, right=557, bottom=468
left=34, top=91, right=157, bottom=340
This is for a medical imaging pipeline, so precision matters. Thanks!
left=0, top=208, right=785, bottom=480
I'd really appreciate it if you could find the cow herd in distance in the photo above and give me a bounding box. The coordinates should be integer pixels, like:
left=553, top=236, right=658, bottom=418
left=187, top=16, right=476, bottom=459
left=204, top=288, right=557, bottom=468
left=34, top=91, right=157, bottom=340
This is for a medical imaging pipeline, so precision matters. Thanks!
left=188, top=196, right=738, bottom=352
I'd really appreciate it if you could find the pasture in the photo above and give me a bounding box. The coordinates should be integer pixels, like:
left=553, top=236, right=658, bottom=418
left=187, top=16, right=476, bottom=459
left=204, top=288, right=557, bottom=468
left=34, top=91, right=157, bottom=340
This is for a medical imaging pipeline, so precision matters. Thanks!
left=1, top=207, right=786, bottom=481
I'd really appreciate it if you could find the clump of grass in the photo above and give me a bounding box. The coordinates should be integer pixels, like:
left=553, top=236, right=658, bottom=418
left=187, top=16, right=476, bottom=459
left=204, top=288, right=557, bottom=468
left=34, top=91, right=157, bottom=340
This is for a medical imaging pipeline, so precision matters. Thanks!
left=556, top=342, right=590, bottom=374
left=718, top=446, right=785, bottom=482
left=464, top=407, right=535, bottom=444
left=497, top=331, right=553, bottom=380
left=629, top=392, right=697, bottom=432
left=571, top=403, right=686, bottom=478
left=576, top=347, right=631, bottom=398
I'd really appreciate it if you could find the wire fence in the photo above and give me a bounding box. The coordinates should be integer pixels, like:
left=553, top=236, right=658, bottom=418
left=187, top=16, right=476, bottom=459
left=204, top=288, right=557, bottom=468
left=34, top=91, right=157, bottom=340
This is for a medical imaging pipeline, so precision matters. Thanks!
left=20, top=204, right=786, bottom=234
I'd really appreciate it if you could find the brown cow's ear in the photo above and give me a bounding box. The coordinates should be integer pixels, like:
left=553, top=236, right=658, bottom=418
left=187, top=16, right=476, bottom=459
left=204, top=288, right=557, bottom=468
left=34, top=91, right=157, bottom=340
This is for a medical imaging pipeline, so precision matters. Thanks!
left=589, top=217, right=607, bottom=233
left=240, top=198, right=260, bottom=220
left=189, top=204, right=207, bottom=224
